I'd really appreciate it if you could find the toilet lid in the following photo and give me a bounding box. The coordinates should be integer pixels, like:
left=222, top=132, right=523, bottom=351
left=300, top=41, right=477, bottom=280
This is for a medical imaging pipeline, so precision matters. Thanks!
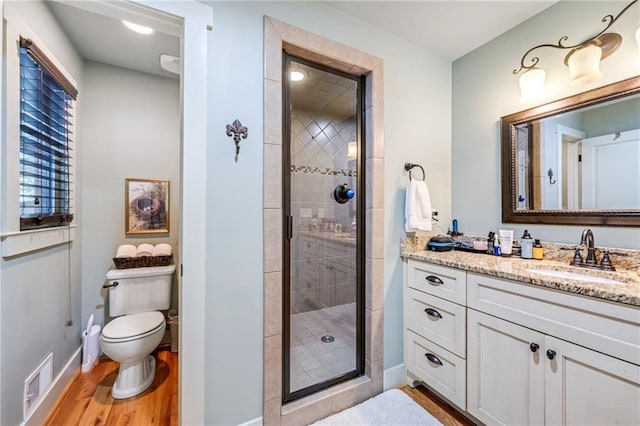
left=102, top=311, right=165, bottom=340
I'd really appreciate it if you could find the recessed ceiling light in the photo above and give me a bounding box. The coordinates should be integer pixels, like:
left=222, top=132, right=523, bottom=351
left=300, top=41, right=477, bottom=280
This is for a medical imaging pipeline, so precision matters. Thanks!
left=290, top=70, right=305, bottom=82
left=122, top=20, right=155, bottom=35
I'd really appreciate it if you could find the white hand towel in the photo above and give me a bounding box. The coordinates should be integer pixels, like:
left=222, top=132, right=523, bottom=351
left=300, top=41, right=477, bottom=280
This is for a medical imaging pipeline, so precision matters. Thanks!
left=405, top=179, right=433, bottom=233
left=135, top=243, right=155, bottom=257
left=115, top=244, right=136, bottom=258
left=154, top=243, right=172, bottom=257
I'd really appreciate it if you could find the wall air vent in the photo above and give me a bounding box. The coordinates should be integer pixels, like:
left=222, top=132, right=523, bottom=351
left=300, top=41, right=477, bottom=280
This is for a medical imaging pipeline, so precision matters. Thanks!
left=23, top=353, right=53, bottom=421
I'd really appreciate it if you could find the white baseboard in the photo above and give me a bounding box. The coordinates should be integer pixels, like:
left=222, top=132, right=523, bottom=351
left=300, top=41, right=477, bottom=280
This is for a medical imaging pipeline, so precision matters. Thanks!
left=383, top=363, right=405, bottom=390
left=23, top=346, right=82, bottom=426
left=237, top=416, right=262, bottom=426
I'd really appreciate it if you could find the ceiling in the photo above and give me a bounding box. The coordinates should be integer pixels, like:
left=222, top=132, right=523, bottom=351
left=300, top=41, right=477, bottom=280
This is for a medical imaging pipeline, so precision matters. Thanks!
left=324, top=1, right=556, bottom=61
left=46, top=1, right=180, bottom=79
left=45, top=1, right=555, bottom=79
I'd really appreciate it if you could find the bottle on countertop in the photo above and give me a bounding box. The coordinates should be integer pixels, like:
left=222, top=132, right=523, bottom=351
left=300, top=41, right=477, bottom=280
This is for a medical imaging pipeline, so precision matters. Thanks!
left=493, top=235, right=501, bottom=256
left=532, top=239, right=544, bottom=260
left=487, top=231, right=495, bottom=253
left=521, top=229, right=533, bottom=259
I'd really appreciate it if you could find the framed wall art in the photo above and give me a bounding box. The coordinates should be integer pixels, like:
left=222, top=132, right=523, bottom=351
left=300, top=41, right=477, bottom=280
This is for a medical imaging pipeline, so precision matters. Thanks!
left=125, top=178, right=170, bottom=234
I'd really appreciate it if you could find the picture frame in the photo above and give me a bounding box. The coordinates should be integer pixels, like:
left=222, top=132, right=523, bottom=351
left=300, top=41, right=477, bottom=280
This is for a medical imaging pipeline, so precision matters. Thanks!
left=125, top=178, right=170, bottom=234
left=321, top=218, right=336, bottom=232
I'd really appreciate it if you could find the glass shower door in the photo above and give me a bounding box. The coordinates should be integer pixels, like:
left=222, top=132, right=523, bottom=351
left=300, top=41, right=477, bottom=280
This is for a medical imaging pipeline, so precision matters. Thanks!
left=283, top=55, right=364, bottom=402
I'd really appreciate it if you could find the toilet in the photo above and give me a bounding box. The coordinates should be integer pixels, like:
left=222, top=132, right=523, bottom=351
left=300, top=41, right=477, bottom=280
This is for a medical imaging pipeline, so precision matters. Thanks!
left=100, top=264, right=175, bottom=399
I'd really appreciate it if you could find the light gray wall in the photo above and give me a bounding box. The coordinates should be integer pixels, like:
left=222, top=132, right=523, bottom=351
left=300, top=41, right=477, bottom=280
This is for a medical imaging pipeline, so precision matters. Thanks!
left=452, top=1, right=640, bottom=249
left=80, top=61, right=180, bottom=328
left=583, top=97, right=640, bottom=137
left=0, top=2, right=83, bottom=425
left=204, top=1, right=451, bottom=424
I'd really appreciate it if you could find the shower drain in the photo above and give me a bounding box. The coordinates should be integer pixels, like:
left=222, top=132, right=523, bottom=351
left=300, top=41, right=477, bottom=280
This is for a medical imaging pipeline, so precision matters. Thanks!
left=320, top=335, right=335, bottom=343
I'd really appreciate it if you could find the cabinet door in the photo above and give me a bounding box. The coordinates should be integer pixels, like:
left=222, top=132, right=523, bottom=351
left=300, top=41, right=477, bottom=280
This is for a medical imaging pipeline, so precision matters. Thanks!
left=545, top=336, right=640, bottom=426
left=467, top=309, right=545, bottom=426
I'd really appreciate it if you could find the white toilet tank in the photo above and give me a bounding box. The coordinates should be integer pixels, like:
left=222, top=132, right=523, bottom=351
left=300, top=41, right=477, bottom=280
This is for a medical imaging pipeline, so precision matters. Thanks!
left=105, top=265, right=175, bottom=317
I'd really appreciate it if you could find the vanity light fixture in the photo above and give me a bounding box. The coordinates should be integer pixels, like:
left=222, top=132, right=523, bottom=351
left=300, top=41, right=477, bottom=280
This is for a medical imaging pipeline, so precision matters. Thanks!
left=122, top=20, right=155, bottom=35
left=514, top=0, right=637, bottom=102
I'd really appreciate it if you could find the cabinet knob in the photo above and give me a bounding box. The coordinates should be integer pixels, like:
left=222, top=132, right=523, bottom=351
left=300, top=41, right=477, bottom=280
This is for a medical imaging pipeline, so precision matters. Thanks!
left=529, top=342, right=539, bottom=353
left=424, top=353, right=443, bottom=366
left=546, top=349, right=556, bottom=360
left=425, top=275, right=443, bottom=286
left=424, top=308, right=443, bottom=319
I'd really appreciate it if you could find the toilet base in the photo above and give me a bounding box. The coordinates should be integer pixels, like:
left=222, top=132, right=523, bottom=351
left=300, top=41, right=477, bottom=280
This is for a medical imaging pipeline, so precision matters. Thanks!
left=112, top=355, right=156, bottom=399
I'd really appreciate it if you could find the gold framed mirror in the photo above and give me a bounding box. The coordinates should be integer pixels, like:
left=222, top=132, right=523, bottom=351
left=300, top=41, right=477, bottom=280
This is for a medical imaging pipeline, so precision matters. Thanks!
left=501, top=76, right=640, bottom=226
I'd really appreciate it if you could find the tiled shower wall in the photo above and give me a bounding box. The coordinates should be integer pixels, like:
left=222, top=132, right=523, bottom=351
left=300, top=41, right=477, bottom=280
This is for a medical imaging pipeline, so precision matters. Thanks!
left=290, top=106, right=357, bottom=314
left=291, top=106, right=357, bottom=230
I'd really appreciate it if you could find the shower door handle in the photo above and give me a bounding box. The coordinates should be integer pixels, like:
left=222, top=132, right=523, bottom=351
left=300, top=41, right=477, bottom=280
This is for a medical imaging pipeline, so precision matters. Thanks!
left=286, top=216, right=293, bottom=240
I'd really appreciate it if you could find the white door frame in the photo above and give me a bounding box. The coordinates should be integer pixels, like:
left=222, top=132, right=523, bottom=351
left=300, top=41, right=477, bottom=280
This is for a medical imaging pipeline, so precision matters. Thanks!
left=58, top=1, right=212, bottom=423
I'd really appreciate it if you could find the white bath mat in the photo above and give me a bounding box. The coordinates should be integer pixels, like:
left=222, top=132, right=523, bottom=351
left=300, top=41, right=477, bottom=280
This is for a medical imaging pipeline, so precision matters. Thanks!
left=310, top=388, right=443, bottom=426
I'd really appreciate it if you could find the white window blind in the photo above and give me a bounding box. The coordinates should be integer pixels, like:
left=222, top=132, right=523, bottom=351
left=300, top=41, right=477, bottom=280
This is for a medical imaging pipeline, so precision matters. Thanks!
left=19, top=37, right=77, bottom=231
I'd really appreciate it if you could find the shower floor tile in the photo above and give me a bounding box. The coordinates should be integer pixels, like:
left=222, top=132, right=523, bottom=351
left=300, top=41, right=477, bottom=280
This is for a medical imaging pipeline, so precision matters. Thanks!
left=289, top=302, right=356, bottom=393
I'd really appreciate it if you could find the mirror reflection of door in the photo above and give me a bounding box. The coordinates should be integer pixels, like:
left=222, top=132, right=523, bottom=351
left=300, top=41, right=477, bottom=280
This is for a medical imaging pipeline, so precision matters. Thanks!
left=556, top=125, right=586, bottom=210
left=581, top=129, right=640, bottom=209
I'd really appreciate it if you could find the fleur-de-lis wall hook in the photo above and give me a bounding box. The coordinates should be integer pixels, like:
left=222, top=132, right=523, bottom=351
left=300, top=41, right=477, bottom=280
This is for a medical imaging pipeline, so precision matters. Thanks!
left=225, top=119, right=248, bottom=162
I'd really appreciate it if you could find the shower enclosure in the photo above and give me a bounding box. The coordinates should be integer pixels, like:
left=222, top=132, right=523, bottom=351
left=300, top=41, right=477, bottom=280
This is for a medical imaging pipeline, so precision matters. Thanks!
left=282, top=54, right=365, bottom=402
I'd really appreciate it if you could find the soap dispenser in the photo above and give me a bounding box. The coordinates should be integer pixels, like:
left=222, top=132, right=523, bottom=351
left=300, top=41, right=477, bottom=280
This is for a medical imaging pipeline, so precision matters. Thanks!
left=520, top=230, right=533, bottom=259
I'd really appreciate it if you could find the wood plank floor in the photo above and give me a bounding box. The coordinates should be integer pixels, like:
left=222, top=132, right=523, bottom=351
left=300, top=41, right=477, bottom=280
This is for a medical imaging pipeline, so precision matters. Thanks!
left=45, top=351, right=469, bottom=426
left=43, top=349, right=178, bottom=426
left=401, top=384, right=475, bottom=426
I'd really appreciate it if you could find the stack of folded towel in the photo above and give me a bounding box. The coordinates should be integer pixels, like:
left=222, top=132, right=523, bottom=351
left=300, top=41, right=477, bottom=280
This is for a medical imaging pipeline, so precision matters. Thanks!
left=115, top=243, right=173, bottom=258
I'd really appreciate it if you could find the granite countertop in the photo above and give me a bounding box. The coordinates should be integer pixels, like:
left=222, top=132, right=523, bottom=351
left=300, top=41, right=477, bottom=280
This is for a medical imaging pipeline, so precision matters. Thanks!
left=300, top=231, right=357, bottom=246
left=402, top=242, right=640, bottom=307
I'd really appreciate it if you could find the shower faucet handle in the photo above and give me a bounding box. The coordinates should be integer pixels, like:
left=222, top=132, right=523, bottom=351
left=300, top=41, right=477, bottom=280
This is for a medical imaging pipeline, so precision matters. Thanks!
left=334, top=183, right=355, bottom=204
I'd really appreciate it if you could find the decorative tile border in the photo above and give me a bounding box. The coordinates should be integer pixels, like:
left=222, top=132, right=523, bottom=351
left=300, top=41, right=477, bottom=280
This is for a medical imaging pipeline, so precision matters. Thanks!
left=291, top=165, right=357, bottom=177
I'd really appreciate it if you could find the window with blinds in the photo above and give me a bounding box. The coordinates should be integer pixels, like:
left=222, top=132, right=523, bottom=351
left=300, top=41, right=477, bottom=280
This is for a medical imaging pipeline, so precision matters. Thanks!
left=19, top=37, right=77, bottom=231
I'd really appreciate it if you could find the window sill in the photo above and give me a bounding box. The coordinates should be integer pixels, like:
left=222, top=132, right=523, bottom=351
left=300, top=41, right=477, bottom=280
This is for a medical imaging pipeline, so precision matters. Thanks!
left=1, top=225, right=77, bottom=258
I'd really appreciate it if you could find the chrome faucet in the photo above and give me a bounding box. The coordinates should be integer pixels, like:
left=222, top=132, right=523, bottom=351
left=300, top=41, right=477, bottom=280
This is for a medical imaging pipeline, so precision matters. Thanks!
left=570, top=228, right=615, bottom=271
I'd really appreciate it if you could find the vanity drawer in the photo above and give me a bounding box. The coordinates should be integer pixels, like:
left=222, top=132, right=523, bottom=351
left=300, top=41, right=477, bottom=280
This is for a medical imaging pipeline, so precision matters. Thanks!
left=406, top=288, right=466, bottom=357
left=407, top=260, right=466, bottom=305
left=405, top=329, right=466, bottom=410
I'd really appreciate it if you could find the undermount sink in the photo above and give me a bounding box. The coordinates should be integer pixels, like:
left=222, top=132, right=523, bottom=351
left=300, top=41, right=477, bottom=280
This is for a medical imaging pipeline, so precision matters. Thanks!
left=526, top=269, right=625, bottom=285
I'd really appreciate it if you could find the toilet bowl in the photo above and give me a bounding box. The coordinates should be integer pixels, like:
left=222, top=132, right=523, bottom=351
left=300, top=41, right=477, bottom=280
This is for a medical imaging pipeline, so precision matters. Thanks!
left=100, top=311, right=166, bottom=399
left=100, top=264, right=175, bottom=399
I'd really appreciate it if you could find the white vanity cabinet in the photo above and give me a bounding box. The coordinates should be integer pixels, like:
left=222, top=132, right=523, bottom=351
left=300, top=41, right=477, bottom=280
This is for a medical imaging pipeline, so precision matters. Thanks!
left=466, top=272, right=640, bottom=426
left=467, top=309, right=545, bottom=425
left=404, top=260, right=467, bottom=409
left=404, top=257, right=640, bottom=426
